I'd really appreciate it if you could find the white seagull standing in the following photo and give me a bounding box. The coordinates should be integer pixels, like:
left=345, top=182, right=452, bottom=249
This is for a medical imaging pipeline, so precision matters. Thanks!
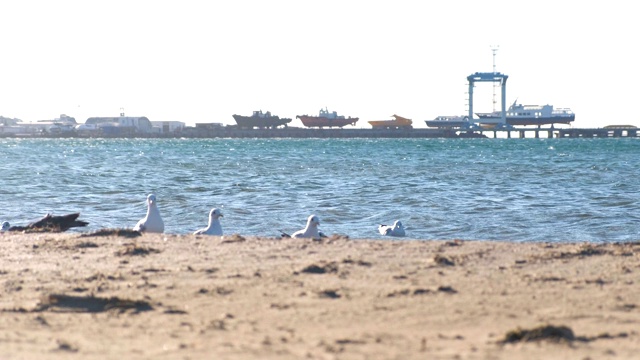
left=133, top=193, right=165, bottom=233
left=1, top=221, right=9, bottom=232
left=378, top=220, right=405, bottom=237
left=288, top=214, right=322, bottom=240
left=193, top=208, right=223, bottom=235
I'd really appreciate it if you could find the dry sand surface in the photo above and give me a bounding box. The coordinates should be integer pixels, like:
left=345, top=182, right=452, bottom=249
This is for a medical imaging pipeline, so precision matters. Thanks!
left=1, top=231, right=640, bottom=359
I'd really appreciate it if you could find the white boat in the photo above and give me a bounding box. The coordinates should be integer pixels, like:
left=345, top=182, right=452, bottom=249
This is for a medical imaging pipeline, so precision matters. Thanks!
left=425, top=115, right=472, bottom=129
left=475, top=100, right=575, bottom=126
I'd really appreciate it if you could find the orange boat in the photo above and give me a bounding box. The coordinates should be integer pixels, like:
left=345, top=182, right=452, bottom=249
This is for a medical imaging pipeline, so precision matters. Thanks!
left=296, top=108, right=358, bottom=128
left=368, top=114, right=413, bottom=129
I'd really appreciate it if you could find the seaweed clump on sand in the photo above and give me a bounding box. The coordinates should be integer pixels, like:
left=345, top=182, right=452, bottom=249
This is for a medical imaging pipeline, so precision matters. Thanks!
left=500, top=324, right=576, bottom=344
left=37, top=294, right=153, bottom=313
left=79, top=228, right=142, bottom=238
left=115, top=243, right=161, bottom=256
left=298, top=261, right=339, bottom=275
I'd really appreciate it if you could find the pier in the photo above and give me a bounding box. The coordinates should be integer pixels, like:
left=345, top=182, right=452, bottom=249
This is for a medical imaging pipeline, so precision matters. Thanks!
left=181, top=126, right=638, bottom=139
left=462, top=127, right=639, bottom=139
left=168, top=127, right=467, bottom=139
left=4, top=126, right=638, bottom=139
left=556, top=127, right=638, bottom=138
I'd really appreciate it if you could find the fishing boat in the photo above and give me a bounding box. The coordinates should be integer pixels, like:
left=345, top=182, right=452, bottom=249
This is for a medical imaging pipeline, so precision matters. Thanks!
left=475, top=100, right=575, bottom=126
left=232, top=110, right=292, bottom=129
left=368, top=114, right=413, bottom=129
left=425, top=115, right=473, bottom=129
left=296, top=108, right=358, bottom=128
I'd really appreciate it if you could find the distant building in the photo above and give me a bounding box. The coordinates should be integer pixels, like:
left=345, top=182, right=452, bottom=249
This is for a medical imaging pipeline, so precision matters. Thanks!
left=151, top=121, right=186, bottom=134
left=36, top=114, right=77, bottom=125
left=0, top=116, right=21, bottom=126
left=38, top=114, right=78, bottom=133
left=0, top=116, right=22, bottom=134
left=85, top=115, right=153, bottom=134
left=74, top=123, right=101, bottom=135
left=195, top=122, right=224, bottom=130
left=0, top=114, right=77, bottom=135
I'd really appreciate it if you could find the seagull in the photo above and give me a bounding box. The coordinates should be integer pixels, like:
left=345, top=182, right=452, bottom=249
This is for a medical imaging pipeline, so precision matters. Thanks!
left=193, top=208, right=223, bottom=235
left=133, top=194, right=164, bottom=233
left=3, top=213, right=88, bottom=233
left=378, top=220, right=405, bottom=237
left=281, top=214, right=322, bottom=240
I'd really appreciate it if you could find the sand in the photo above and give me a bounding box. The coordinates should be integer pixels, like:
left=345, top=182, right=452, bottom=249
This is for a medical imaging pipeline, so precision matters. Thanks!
left=1, top=231, right=639, bottom=359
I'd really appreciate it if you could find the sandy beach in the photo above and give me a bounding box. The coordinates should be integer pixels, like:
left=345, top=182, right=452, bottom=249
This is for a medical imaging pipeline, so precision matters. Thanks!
left=1, top=232, right=639, bottom=359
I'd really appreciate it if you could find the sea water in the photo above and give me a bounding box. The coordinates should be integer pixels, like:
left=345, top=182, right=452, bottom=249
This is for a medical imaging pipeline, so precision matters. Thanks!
left=1, top=137, right=639, bottom=242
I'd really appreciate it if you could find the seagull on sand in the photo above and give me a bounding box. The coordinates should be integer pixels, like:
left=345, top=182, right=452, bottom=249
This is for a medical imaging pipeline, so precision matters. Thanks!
left=281, top=214, right=322, bottom=240
left=133, top=194, right=164, bottom=233
left=193, top=208, right=223, bottom=235
left=378, top=220, right=405, bottom=237
left=2, top=213, right=88, bottom=233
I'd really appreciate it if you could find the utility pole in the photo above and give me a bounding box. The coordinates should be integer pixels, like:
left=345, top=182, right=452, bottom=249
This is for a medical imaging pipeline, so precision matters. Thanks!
left=491, top=45, right=500, bottom=112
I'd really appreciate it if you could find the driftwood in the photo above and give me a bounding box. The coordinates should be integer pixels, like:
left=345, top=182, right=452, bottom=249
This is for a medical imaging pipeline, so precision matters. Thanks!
left=7, top=213, right=88, bottom=233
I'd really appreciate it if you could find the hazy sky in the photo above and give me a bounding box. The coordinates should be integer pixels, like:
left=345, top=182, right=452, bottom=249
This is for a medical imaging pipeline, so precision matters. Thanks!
left=1, top=0, right=638, bottom=128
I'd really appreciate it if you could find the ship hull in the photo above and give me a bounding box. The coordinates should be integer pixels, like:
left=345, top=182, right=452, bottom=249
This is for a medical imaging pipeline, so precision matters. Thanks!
left=425, top=120, right=471, bottom=128
left=232, top=114, right=291, bottom=129
left=369, top=115, right=412, bottom=129
left=476, top=114, right=575, bottom=126
left=475, top=101, right=575, bottom=126
left=425, top=116, right=472, bottom=129
left=296, top=115, right=358, bottom=128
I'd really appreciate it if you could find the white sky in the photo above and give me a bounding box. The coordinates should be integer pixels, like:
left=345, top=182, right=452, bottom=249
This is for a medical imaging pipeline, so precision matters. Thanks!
left=1, top=0, right=638, bottom=128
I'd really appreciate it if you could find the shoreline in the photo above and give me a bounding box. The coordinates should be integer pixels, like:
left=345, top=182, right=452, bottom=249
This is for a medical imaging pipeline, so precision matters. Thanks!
left=1, top=232, right=639, bottom=359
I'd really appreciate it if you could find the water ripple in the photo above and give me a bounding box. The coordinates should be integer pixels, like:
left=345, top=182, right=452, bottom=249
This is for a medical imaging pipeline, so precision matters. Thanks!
left=1, top=138, right=639, bottom=241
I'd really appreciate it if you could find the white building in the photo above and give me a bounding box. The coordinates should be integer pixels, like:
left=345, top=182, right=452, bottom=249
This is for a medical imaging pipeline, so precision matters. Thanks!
left=151, top=121, right=186, bottom=134
left=0, top=114, right=77, bottom=135
left=85, top=114, right=153, bottom=135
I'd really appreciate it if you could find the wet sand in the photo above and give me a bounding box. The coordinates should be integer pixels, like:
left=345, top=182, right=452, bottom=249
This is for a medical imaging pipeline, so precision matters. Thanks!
left=1, top=232, right=639, bottom=359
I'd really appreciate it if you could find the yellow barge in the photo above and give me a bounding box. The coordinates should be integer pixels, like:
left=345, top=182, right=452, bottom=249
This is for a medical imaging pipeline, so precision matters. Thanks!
left=368, top=114, right=413, bottom=129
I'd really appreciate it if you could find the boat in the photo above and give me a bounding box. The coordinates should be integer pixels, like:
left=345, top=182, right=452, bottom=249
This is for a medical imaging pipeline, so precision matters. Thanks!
left=475, top=100, right=575, bottom=126
left=296, top=108, right=358, bottom=128
left=368, top=114, right=413, bottom=129
left=232, top=110, right=292, bottom=129
left=425, top=115, right=473, bottom=129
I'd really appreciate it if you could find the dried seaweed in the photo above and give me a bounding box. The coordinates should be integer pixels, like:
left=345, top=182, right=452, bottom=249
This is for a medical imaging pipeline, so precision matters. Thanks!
left=500, top=325, right=575, bottom=344
left=299, top=262, right=339, bottom=274
left=37, top=294, right=153, bottom=313
left=79, top=228, right=142, bottom=238
left=115, top=243, right=161, bottom=256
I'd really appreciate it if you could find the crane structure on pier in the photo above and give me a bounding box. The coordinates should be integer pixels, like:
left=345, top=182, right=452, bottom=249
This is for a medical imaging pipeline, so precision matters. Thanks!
left=467, top=72, right=508, bottom=125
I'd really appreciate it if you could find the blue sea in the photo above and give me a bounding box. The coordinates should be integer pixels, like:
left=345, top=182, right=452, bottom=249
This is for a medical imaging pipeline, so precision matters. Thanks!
left=1, top=137, right=639, bottom=242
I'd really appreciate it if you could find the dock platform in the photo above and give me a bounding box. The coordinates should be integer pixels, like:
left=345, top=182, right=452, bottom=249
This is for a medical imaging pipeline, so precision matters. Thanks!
left=2, top=126, right=638, bottom=139
left=458, top=127, right=639, bottom=139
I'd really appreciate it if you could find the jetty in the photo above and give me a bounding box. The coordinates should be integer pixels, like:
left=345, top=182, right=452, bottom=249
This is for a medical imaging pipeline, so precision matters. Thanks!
left=556, top=126, right=638, bottom=138
left=3, top=126, right=638, bottom=139
left=179, top=127, right=467, bottom=139
left=468, top=126, right=639, bottom=139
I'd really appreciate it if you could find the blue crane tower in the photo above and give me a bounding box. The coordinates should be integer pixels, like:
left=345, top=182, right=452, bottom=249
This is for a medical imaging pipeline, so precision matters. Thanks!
left=467, top=72, right=508, bottom=124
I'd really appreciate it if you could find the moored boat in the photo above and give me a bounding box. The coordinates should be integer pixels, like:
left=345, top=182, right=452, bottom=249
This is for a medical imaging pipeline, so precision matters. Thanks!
left=296, top=108, right=358, bottom=128
left=475, top=100, right=575, bottom=126
left=368, top=114, right=413, bottom=129
left=425, top=115, right=472, bottom=129
left=232, top=110, right=292, bottom=129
